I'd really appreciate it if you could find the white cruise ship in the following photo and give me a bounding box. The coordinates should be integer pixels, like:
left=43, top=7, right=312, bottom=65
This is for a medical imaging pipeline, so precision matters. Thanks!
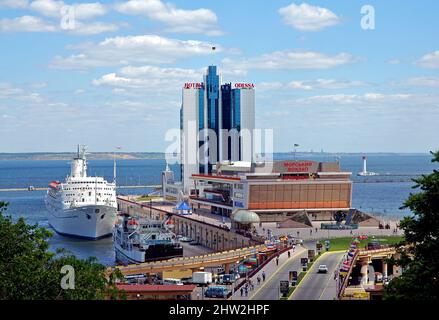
left=45, top=146, right=117, bottom=240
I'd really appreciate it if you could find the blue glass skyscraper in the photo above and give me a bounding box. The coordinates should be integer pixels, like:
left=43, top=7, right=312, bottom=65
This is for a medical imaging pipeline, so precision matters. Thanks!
left=180, top=66, right=255, bottom=193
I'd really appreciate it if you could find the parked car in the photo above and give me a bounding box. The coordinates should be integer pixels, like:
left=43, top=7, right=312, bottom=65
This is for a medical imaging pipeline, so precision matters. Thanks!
left=318, top=265, right=328, bottom=273
left=189, top=240, right=200, bottom=246
left=179, top=237, right=192, bottom=242
left=217, top=274, right=238, bottom=285
left=204, top=286, right=230, bottom=298
left=181, top=277, right=192, bottom=284
left=162, top=278, right=183, bottom=285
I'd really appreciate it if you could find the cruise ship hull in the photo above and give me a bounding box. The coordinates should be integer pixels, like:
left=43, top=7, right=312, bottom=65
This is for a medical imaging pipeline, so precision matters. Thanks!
left=47, top=205, right=117, bottom=240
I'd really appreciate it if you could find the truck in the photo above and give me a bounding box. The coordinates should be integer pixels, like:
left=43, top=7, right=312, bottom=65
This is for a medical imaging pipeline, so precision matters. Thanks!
left=192, top=271, right=212, bottom=285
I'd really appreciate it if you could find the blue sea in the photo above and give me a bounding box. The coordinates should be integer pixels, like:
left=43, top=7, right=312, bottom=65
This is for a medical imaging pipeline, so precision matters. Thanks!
left=0, top=154, right=435, bottom=265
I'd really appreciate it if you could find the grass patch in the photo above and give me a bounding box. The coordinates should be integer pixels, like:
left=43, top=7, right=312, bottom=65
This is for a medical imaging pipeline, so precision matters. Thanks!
left=136, top=195, right=160, bottom=202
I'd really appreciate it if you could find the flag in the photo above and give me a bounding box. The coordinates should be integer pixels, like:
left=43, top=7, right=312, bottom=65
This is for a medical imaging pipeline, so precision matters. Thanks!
left=294, top=144, right=299, bottom=147
left=212, top=46, right=216, bottom=51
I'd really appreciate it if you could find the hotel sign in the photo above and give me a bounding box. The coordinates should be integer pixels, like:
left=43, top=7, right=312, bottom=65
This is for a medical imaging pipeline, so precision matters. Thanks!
left=184, top=83, right=204, bottom=89
left=234, top=83, right=255, bottom=89
left=273, top=160, right=319, bottom=173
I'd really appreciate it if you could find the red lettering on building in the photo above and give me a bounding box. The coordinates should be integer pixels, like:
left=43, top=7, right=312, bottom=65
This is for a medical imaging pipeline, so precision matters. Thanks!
left=234, top=83, right=255, bottom=89
left=282, top=161, right=314, bottom=173
left=184, top=83, right=204, bottom=89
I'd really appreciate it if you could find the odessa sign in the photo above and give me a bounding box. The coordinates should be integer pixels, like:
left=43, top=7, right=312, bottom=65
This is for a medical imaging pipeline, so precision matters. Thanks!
left=234, top=83, right=255, bottom=89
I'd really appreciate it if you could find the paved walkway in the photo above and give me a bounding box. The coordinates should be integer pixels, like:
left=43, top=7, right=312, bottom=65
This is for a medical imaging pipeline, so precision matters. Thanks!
left=256, top=221, right=402, bottom=241
left=230, top=245, right=307, bottom=300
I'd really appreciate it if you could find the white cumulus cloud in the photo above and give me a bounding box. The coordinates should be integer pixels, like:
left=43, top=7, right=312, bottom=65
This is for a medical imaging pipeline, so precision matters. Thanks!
left=416, top=50, right=439, bottom=69
left=50, top=34, right=222, bottom=70
left=0, top=0, right=29, bottom=8
left=223, top=50, right=358, bottom=71
left=115, top=0, right=222, bottom=35
left=0, top=15, right=57, bottom=32
left=279, top=2, right=340, bottom=31
left=30, top=0, right=107, bottom=20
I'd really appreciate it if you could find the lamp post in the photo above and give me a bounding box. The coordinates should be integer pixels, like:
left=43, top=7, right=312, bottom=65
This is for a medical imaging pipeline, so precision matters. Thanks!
left=293, top=144, right=299, bottom=161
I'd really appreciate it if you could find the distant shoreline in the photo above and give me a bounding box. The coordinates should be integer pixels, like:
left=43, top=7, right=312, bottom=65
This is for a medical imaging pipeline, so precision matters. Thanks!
left=0, top=152, right=431, bottom=161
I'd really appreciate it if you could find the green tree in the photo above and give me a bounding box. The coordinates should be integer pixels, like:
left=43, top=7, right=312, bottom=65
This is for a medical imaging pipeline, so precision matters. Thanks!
left=0, top=202, right=124, bottom=300
left=384, top=151, right=439, bottom=300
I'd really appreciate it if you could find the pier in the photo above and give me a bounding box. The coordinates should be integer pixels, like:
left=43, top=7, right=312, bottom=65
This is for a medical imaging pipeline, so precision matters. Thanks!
left=0, top=185, right=161, bottom=192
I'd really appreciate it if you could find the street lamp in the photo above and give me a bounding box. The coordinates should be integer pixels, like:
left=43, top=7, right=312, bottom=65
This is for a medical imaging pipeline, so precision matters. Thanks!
left=293, top=144, right=299, bottom=161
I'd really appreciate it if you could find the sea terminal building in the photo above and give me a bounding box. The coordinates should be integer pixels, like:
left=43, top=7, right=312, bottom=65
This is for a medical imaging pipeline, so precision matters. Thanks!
left=188, top=160, right=353, bottom=222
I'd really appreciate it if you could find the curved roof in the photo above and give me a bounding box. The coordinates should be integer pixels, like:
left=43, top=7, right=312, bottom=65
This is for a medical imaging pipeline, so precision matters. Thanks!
left=232, top=210, right=260, bottom=224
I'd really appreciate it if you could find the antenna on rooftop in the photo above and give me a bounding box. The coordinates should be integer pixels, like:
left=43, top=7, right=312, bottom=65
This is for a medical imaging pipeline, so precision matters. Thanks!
left=211, top=46, right=216, bottom=66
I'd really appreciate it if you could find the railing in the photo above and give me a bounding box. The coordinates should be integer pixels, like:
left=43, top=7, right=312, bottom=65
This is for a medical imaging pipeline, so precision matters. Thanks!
left=358, top=247, right=396, bottom=256
left=338, top=250, right=359, bottom=299
left=229, top=244, right=291, bottom=297
left=113, top=245, right=269, bottom=275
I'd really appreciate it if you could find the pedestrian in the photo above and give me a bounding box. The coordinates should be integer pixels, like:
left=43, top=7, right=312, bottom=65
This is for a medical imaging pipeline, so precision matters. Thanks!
left=257, top=276, right=261, bottom=285
left=276, top=256, right=279, bottom=266
left=297, top=231, right=300, bottom=237
left=288, top=250, right=291, bottom=258
left=292, top=244, right=296, bottom=252
left=240, top=287, right=243, bottom=297
left=310, top=229, right=312, bottom=236
left=262, top=271, right=266, bottom=282
left=244, top=286, right=248, bottom=297
left=315, top=227, right=318, bottom=233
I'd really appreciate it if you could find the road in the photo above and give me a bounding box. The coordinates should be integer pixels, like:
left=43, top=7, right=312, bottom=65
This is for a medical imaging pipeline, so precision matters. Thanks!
left=181, top=242, right=213, bottom=257
left=290, top=251, right=345, bottom=300
left=248, top=247, right=307, bottom=300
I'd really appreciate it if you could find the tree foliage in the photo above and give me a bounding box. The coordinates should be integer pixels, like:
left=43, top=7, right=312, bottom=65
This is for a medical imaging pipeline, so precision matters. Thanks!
left=0, top=202, right=124, bottom=300
left=384, top=151, right=439, bottom=300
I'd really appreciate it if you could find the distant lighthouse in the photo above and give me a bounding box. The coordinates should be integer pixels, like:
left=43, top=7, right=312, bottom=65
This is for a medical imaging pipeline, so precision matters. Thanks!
left=357, top=156, right=378, bottom=176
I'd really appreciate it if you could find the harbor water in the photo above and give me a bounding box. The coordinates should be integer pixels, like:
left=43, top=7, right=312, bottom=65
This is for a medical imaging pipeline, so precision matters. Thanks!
left=0, top=154, right=435, bottom=265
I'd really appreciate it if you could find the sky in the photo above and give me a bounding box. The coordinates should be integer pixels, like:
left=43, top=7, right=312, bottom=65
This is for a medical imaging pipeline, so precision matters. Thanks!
left=0, top=0, right=438, bottom=153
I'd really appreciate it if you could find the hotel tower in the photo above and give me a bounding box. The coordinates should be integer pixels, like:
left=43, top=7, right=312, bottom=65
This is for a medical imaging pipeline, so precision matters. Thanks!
left=180, top=66, right=255, bottom=194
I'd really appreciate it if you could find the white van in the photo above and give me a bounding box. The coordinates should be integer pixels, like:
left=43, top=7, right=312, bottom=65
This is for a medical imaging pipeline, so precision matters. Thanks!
left=162, top=278, right=183, bottom=285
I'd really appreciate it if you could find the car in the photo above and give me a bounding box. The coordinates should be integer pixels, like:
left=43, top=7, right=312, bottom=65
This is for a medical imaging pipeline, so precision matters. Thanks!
left=317, top=265, right=328, bottom=273
left=218, top=274, right=238, bottom=285
left=189, top=240, right=200, bottom=246
left=204, top=286, right=230, bottom=298
left=179, top=237, right=192, bottom=242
